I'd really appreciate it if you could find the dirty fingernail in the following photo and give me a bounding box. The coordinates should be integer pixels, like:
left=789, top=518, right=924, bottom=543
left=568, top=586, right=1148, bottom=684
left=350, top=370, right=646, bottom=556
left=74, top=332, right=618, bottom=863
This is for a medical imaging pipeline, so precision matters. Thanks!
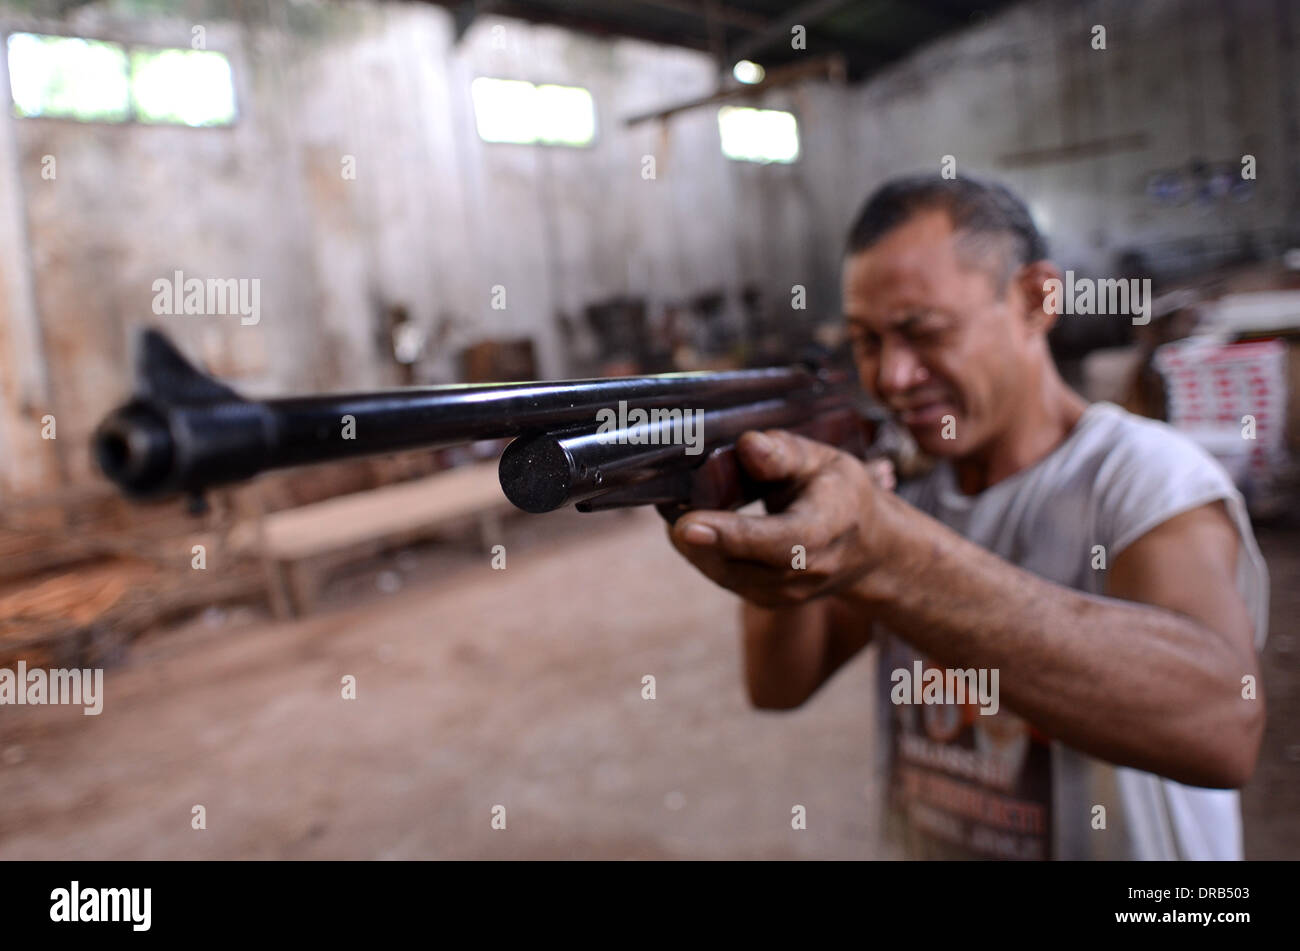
left=682, top=523, right=718, bottom=545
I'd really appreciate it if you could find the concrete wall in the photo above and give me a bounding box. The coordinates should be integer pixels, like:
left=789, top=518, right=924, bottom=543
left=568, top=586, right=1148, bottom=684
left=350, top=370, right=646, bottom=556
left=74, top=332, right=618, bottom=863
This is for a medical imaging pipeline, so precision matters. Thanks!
left=825, top=0, right=1300, bottom=274
left=1, top=0, right=1296, bottom=494
left=0, top=6, right=332, bottom=493
left=0, top=1, right=811, bottom=492
left=0, top=25, right=58, bottom=494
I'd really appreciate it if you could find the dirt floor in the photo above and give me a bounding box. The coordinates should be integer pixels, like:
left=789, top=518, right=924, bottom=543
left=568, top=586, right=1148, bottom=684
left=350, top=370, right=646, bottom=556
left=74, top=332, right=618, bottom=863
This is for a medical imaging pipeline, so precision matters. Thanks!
left=0, top=507, right=1295, bottom=860
left=0, top=508, right=889, bottom=860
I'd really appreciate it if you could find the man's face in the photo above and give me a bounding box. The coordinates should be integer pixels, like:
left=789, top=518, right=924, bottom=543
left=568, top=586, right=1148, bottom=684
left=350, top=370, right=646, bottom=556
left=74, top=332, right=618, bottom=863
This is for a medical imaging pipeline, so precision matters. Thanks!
left=842, top=210, right=1036, bottom=458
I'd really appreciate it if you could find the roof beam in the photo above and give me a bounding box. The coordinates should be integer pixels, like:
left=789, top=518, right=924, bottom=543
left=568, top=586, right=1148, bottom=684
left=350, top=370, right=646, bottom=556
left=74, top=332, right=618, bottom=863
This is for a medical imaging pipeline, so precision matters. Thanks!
left=727, top=0, right=865, bottom=63
left=623, top=53, right=847, bottom=125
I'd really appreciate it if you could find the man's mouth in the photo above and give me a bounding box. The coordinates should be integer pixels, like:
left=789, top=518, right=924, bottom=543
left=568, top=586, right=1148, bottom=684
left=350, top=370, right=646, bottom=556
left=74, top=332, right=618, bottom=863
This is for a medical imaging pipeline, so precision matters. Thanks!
left=893, top=399, right=955, bottom=427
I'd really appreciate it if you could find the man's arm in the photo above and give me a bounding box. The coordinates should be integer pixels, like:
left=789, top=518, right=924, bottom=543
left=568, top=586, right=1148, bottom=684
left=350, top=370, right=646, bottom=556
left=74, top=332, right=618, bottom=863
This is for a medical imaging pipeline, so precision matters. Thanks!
left=670, top=430, right=1265, bottom=789
left=739, top=457, right=894, bottom=709
left=857, top=496, right=1263, bottom=788
left=741, top=598, right=872, bottom=709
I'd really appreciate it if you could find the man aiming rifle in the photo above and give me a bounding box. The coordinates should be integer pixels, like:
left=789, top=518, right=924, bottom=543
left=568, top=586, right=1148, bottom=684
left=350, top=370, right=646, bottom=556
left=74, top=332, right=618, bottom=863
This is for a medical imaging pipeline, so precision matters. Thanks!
left=92, top=175, right=1267, bottom=862
left=666, top=174, right=1268, bottom=860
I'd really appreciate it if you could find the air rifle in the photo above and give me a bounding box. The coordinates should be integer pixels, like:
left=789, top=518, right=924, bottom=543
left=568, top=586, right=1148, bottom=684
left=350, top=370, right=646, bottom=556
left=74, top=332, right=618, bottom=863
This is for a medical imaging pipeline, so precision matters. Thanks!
left=93, top=330, right=875, bottom=521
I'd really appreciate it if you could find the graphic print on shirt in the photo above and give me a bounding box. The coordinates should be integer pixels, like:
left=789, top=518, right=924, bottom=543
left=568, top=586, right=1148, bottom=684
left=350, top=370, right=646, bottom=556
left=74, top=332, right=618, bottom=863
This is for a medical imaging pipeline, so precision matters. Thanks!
left=883, top=640, right=1053, bottom=860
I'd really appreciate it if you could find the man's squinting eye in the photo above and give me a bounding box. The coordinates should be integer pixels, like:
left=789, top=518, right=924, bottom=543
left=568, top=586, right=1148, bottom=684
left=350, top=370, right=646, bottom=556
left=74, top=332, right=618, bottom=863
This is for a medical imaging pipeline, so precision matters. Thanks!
left=847, top=326, right=880, bottom=354
left=903, top=314, right=952, bottom=342
left=848, top=314, right=950, bottom=353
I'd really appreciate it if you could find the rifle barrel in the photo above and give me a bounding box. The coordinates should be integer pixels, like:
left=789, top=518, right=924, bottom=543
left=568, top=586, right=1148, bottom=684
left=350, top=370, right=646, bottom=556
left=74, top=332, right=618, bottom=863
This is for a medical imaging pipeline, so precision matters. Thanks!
left=94, top=330, right=848, bottom=498
left=498, top=393, right=855, bottom=513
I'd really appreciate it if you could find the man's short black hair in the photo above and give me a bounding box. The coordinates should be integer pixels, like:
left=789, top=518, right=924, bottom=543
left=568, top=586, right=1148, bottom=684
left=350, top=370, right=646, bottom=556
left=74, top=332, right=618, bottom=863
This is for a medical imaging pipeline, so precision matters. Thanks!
left=844, top=174, right=1047, bottom=291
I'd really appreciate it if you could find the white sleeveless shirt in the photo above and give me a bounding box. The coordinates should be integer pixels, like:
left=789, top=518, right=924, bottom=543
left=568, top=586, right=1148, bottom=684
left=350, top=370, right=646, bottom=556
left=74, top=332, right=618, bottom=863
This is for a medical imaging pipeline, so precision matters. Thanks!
left=875, top=401, right=1268, bottom=860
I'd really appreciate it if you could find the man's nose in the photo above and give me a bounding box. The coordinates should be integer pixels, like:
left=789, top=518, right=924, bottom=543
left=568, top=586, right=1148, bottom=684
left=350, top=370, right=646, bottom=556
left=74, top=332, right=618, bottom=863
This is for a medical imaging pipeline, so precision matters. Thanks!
left=876, top=336, right=927, bottom=396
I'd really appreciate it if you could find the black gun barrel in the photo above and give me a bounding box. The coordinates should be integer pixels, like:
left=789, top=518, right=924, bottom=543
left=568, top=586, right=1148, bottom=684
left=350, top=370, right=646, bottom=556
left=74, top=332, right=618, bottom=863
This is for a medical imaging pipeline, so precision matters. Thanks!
left=94, top=330, right=848, bottom=499
left=498, top=392, right=855, bottom=513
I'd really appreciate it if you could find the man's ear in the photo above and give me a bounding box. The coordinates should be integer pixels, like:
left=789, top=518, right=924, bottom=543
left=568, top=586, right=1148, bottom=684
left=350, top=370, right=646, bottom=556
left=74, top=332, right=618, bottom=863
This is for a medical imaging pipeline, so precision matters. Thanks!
left=1014, top=260, right=1062, bottom=335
